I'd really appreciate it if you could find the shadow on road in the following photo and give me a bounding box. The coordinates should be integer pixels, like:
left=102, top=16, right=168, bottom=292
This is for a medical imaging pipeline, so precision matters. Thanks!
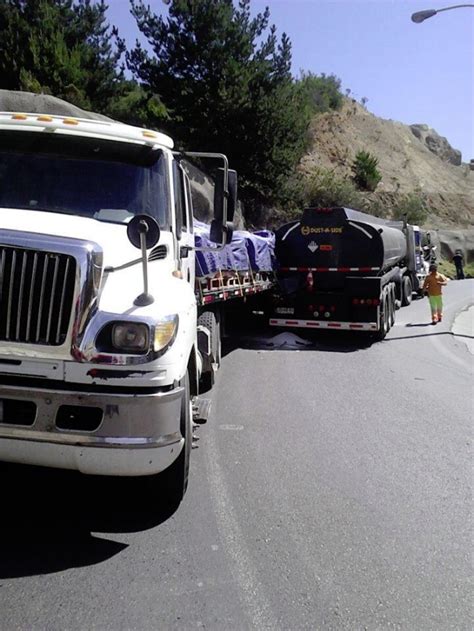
left=0, top=462, right=179, bottom=578
left=222, top=315, right=473, bottom=354
left=223, top=317, right=374, bottom=355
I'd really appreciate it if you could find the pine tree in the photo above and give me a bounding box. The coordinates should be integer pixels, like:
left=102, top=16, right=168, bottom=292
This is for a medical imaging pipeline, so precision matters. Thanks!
left=127, top=0, right=310, bottom=211
left=0, top=0, right=125, bottom=111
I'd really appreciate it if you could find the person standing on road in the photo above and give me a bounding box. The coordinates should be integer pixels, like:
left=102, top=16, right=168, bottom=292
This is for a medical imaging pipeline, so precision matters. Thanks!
left=422, top=263, right=448, bottom=324
left=452, top=250, right=465, bottom=280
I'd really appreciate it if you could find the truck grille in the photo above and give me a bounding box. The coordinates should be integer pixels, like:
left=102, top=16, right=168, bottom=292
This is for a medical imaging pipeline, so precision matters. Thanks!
left=0, top=246, right=76, bottom=346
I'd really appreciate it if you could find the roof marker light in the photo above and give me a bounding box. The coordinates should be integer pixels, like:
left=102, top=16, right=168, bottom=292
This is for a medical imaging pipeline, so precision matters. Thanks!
left=63, top=118, right=79, bottom=125
left=12, top=114, right=28, bottom=120
left=37, top=115, right=53, bottom=122
left=142, top=130, right=157, bottom=139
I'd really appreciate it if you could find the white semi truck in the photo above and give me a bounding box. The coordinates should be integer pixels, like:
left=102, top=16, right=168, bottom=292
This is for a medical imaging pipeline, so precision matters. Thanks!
left=0, top=105, right=272, bottom=505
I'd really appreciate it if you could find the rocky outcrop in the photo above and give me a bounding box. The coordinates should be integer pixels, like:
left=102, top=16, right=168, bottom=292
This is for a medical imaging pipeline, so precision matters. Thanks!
left=410, top=124, right=462, bottom=166
left=422, top=229, right=474, bottom=263
left=438, top=229, right=474, bottom=263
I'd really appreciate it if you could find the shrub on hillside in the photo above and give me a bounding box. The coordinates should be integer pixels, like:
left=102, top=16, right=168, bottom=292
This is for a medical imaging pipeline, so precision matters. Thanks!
left=391, top=191, right=428, bottom=225
left=352, top=150, right=382, bottom=191
left=303, top=168, right=364, bottom=209
left=297, top=72, right=343, bottom=115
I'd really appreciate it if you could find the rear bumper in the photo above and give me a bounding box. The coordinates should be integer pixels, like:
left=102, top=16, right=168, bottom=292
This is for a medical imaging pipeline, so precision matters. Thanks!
left=0, top=383, right=183, bottom=476
left=269, top=318, right=378, bottom=331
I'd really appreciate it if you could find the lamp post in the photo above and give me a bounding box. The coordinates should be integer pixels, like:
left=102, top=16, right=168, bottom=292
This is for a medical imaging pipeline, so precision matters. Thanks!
left=411, top=4, right=474, bottom=22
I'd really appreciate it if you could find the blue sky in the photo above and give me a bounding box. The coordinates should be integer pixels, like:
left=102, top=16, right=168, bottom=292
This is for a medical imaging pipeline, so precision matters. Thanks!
left=105, top=0, right=474, bottom=161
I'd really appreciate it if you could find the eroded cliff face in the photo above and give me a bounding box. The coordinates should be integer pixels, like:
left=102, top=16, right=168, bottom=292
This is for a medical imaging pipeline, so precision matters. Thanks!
left=409, top=124, right=462, bottom=166
left=301, top=99, right=473, bottom=229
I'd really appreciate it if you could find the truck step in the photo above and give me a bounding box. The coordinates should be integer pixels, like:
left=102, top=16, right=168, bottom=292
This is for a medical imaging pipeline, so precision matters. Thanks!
left=192, top=397, right=212, bottom=424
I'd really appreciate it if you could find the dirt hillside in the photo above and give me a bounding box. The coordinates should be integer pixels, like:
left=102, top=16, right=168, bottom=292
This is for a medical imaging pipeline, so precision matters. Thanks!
left=301, top=99, right=473, bottom=229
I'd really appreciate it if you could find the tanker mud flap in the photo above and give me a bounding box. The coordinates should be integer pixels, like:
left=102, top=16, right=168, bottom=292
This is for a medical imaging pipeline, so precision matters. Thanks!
left=192, top=396, right=212, bottom=425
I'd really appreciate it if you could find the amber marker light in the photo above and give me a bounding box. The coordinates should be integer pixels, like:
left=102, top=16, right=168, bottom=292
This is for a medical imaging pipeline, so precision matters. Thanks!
left=62, top=118, right=79, bottom=125
left=11, top=114, right=28, bottom=120
left=37, top=115, right=54, bottom=122
left=142, top=130, right=157, bottom=138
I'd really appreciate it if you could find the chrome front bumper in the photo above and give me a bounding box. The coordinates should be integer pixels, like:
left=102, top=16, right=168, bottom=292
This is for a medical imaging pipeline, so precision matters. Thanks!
left=0, top=383, right=184, bottom=476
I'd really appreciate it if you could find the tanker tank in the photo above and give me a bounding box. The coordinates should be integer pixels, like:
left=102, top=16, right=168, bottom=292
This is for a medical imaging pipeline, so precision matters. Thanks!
left=275, top=207, right=407, bottom=274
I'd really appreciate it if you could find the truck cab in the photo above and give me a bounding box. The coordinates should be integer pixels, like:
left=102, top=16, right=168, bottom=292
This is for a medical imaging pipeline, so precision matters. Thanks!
left=0, top=111, right=231, bottom=503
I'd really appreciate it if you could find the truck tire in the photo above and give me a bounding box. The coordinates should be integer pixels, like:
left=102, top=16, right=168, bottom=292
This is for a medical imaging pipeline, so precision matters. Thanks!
left=389, top=285, right=396, bottom=328
left=401, top=276, right=412, bottom=307
left=375, top=293, right=389, bottom=340
left=159, top=371, right=192, bottom=506
left=198, top=311, right=220, bottom=393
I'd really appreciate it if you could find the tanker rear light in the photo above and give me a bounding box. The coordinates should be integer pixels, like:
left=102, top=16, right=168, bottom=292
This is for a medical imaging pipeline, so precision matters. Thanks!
left=352, top=298, right=380, bottom=306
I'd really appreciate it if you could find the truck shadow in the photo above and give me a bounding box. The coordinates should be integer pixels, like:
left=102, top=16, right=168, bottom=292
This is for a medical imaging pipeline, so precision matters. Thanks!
left=223, top=325, right=375, bottom=355
left=0, top=462, right=179, bottom=578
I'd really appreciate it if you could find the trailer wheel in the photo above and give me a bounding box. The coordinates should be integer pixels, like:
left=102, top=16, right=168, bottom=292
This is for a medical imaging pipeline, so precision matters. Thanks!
left=375, top=294, right=389, bottom=340
left=198, top=311, right=220, bottom=393
left=389, top=285, right=396, bottom=328
left=159, top=370, right=192, bottom=506
left=401, top=276, right=413, bottom=307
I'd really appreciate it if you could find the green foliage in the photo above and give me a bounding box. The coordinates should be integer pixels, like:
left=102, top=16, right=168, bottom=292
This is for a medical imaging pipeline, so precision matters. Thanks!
left=361, top=195, right=390, bottom=219
left=352, top=150, right=382, bottom=191
left=0, top=0, right=126, bottom=111
left=303, top=168, right=364, bottom=209
left=296, top=71, right=343, bottom=115
left=106, top=82, right=169, bottom=127
left=391, top=191, right=428, bottom=225
left=127, top=0, right=313, bottom=213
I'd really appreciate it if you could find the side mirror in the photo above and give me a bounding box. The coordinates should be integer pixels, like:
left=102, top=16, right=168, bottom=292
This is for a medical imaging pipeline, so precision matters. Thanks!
left=227, top=169, right=237, bottom=224
left=127, top=214, right=160, bottom=250
left=210, top=219, right=233, bottom=245
left=126, top=215, right=160, bottom=306
left=212, top=167, right=237, bottom=245
left=214, top=167, right=237, bottom=223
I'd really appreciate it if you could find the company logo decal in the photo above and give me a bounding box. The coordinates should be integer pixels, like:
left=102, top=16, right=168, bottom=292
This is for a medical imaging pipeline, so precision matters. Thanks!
left=301, top=226, right=343, bottom=235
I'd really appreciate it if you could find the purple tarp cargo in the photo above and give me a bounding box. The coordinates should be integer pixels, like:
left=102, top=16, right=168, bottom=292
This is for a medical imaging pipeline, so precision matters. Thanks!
left=193, top=221, right=275, bottom=278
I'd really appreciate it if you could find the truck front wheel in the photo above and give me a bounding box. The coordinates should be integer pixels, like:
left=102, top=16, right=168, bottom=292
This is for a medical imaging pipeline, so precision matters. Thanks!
left=159, top=371, right=192, bottom=506
left=198, top=311, right=220, bottom=393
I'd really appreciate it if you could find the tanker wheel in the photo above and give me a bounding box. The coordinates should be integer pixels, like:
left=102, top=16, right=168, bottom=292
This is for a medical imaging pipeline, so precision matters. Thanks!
left=389, top=285, right=396, bottom=328
left=401, top=276, right=413, bottom=307
left=374, top=293, right=389, bottom=341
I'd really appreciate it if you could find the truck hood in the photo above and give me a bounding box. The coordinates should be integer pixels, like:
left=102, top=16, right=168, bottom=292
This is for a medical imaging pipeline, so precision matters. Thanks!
left=0, top=207, right=173, bottom=268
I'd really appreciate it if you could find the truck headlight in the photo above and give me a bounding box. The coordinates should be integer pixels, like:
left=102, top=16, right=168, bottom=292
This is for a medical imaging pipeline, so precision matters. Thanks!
left=154, top=315, right=179, bottom=353
left=112, top=323, right=149, bottom=352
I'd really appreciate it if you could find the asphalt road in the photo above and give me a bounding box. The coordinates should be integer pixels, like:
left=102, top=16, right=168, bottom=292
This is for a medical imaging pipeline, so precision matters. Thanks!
left=1, top=280, right=473, bottom=630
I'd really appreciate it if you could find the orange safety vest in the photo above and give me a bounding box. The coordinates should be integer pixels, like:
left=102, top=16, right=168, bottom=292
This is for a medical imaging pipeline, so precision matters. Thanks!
left=423, top=273, right=447, bottom=296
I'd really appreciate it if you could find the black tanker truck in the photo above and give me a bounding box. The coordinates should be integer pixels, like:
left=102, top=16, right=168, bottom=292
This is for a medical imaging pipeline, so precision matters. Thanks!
left=270, top=206, right=427, bottom=339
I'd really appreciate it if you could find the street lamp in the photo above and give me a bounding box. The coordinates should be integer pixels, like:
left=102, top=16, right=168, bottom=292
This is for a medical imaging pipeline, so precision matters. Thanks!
left=411, top=4, right=474, bottom=22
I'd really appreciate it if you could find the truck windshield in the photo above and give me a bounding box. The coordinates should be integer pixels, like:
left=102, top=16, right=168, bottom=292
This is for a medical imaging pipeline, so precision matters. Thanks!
left=0, top=131, right=170, bottom=228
